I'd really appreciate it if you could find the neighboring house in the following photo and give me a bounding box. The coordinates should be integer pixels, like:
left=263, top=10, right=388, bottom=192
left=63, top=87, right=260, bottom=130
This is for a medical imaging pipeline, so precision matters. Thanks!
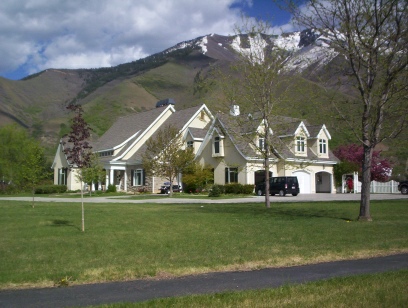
left=196, top=106, right=339, bottom=194
left=52, top=101, right=214, bottom=192
left=52, top=101, right=338, bottom=194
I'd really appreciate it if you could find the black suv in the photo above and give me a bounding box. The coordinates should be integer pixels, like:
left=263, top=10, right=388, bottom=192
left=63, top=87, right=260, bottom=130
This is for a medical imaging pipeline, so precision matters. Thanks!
left=256, top=176, right=300, bottom=196
left=398, top=181, right=408, bottom=195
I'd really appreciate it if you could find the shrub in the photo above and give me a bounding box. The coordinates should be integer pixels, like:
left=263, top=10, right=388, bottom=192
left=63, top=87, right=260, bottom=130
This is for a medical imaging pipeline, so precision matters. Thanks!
left=223, top=184, right=255, bottom=194
left=224, top=183, right=242, bottom=194
left=208, top=184, right=223, bottom=197
left=35, top=185, right=67, bottom=194
left=0, top=183, right=18, bottom=195
left=242, top=184, right=255, bottom=194
left=106, top=184, right=117, bottom=193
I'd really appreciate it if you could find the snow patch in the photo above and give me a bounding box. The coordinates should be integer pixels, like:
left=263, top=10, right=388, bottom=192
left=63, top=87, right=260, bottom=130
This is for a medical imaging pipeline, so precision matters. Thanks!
left=230, top=34, right=268, bottom=63
left=198, top=36, right=208, bottom=54
left=274, top=32, right=301, bottom=50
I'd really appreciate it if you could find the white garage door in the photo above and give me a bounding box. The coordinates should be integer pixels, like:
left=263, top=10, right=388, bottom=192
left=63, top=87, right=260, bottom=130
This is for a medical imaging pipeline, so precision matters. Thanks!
left=293, top=171, right=311, bottom=194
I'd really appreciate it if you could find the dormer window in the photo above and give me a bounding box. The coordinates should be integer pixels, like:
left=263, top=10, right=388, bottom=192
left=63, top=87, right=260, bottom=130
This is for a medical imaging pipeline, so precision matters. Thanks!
left=319, top=139, right=327, bottom=154
left=296, top=137, right=305, bottom=152
left=258, top=138, right=265, bottom=151
left=215, top=137, right=220, bottom=153
left=212, top=136, right=224, bottom=157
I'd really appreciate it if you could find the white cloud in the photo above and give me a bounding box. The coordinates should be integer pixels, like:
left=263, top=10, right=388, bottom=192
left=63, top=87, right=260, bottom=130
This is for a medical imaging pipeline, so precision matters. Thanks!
left=0, top=0, right=294, bottom=79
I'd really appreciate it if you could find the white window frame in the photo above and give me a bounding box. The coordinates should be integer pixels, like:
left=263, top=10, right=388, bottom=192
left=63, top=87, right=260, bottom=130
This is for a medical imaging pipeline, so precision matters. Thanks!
left=134, top=169, right=143, bottom=186
left=319, top=139, right=327, bottom=154
left=258, top=138, right=265, bottom=151
left=187, top=140, right=194, bottom=148
left=214, top=136, right=220, bottom=154
left=296, top=136, right=305, bottom=152
left=58, top=168, right=67, bottom=185
left=225, top=167, right=238, bottom=184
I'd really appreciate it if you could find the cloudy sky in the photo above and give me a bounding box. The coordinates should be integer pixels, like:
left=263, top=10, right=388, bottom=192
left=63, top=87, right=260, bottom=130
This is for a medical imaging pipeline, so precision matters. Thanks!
left=0, top=0, right=300, bottom=80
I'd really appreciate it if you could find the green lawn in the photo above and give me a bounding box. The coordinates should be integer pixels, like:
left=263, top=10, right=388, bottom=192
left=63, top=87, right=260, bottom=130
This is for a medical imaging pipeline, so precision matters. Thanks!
left=98, top=270, right=408, bottom=307
left=0, top=200, right=407, bottom=289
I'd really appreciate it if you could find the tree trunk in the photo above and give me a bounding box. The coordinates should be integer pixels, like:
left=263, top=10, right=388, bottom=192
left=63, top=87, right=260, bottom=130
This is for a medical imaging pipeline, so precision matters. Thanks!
left=264, top=157, right=270, bottom=208
left=81, top=181, right=85, bottom=231
left=358, top=145, right=373, bottom=221
left=31, top=186, right=35, bottom=208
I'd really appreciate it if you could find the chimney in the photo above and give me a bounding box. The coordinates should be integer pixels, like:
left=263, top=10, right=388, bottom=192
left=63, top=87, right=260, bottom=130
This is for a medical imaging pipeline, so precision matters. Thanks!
left=230, top=105, right=240, bottom=116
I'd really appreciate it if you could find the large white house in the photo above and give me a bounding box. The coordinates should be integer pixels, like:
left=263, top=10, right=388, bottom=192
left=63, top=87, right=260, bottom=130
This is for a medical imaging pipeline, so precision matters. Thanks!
left=52, top=100, right=338, bottom=193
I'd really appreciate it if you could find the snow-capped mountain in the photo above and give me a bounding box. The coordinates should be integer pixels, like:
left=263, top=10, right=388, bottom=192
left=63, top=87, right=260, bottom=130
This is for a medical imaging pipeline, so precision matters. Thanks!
left=0, top=29, right=344, bottom=147
left=162, top=29, right=339, bottom=74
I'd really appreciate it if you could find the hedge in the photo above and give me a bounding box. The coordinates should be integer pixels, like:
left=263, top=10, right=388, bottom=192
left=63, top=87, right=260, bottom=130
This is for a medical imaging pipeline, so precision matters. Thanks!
left=209, top=184, right=254, bottom=196
left=35, top=185, right=67, bottom=194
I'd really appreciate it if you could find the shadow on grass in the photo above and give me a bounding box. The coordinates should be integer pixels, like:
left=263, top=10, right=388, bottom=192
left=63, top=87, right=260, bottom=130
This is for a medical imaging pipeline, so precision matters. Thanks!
left=50, top=219, right=77, bottom=228
left=178, top=203, right=356, bottom=222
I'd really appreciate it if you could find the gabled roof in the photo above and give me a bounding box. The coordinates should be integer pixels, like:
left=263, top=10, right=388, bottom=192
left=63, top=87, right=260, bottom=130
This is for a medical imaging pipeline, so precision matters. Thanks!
left=93, top=106, right=173, bottom=152
left=112, top=104, right=212, bottom=163
left=205, top=111, right=338, bottom=163
left=188, top=127, right=208, bottom=140
left=307, top=124, right=332, bottom=139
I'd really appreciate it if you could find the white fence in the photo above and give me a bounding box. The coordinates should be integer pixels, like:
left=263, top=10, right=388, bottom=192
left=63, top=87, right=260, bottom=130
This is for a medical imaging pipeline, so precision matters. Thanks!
left=341, top=173, right=400, bottom=194
left=355, top=180, right=400, bottom=194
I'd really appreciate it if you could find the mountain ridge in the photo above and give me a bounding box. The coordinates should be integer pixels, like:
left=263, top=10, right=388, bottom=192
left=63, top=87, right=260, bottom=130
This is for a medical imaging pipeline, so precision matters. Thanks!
left=0, top=29, right=397, bottom=159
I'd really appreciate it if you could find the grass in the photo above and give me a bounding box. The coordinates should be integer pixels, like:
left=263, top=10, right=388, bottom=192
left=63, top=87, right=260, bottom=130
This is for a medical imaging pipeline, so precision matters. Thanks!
left=0, top=200, right=407, bottom=289
left=97, top=270, right=408, bottom=307
left=122, top=193, right=253, bottom=200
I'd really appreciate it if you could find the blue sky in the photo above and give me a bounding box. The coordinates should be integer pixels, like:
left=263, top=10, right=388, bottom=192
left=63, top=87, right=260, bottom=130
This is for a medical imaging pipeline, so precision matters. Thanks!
left=0, top=1, right=300, bottom=80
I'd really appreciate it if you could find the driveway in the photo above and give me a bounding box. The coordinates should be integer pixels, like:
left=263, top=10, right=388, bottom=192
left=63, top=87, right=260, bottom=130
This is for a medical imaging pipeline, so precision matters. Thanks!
left=0, top=193, right=406, bottom=204
left=0, top=253, right=407, bottom=307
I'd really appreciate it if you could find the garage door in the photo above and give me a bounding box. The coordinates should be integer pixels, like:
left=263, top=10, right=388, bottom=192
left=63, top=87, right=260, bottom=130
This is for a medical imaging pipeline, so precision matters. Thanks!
left=293, top=171, right=311, bottom=194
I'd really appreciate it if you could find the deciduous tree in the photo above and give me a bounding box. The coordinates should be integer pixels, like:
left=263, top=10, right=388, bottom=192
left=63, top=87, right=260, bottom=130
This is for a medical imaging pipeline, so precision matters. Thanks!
left=142, top=124, right=195, bottom=196
left=211, top=19, right=296, bottom=208
left=0, top=125, right=49, bottom=196
left=289, top=0, right=408, bottom=220
left=334, top=144, right=392, bottom=184
left=22, top=141, right=49, bottom=207
left=82, top=153, right=105, bottom=196
left=64, top=104, right=93, bottom=231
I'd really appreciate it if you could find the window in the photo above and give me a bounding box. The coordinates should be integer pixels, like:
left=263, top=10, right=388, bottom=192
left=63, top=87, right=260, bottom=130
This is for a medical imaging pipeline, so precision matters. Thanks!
left=296, top=137, right=305, bottom=152
left=225, top=167, right=238, bottom=183
left=99, top=150, right=113, bottom=157
left=58, top=168, right=67, bottom=185
left=214, top=137, right=220, bottom=154
left=258, top=138, right=265, bottom=150
left=133, top=169, right=143, bottom=186
left=187, top=141, right=194, bottom=148
left=319, top=139, right=327, bottom=154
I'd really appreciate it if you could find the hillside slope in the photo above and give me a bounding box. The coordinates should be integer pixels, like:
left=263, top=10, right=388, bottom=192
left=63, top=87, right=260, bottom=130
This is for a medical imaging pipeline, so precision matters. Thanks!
left=0, top=30, right=405, bottom=177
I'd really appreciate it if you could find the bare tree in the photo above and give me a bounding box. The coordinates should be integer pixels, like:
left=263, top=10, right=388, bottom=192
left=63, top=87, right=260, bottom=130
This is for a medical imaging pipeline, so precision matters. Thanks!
left=142, top=124, right=195, bottom=196
left=212, top=19, right=296, bottom=208
left=288, top=0, right=408, bottom=220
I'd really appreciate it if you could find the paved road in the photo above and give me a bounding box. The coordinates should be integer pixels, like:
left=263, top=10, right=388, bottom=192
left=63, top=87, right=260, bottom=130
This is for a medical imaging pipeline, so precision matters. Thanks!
left=0, top=253, right=407, bottom=307
left=0, top=193, right=407, bottom=204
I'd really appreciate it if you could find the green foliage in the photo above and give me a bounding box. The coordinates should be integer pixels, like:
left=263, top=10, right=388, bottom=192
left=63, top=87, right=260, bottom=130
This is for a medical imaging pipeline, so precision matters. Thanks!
left=182, top=164, right=214, bottom=193
left=208, top=184, right=223, bottom=197
left=224, top=183, right=255, bottom=195
left=81, top=154, right=105, bottom=196
left=35, top=185, right=67, bottom=194
left=333, top=161, right=359, bottom=187
left=107, top=184, right=117, bottom=193
left=0, top=125, right=50, bottom=193
left=142, top=124, right=195, bottom=195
